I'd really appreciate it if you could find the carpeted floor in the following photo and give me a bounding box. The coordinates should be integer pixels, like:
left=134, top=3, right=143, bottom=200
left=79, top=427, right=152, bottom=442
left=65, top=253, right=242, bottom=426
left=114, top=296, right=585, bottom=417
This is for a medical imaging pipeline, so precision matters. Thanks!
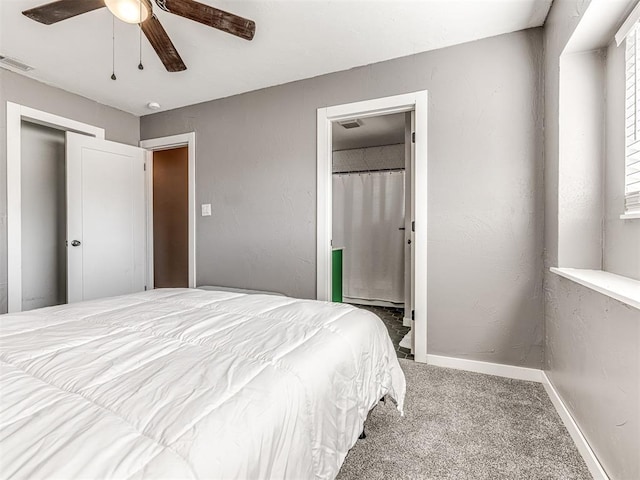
left=337, top=359, right=592, bottom=480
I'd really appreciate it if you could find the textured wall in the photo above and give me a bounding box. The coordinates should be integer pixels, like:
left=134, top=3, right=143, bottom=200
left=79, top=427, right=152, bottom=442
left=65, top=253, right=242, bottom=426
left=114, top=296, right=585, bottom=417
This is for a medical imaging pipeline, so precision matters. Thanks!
left=544, top=0, right=593, bottom=269
left=543, top=0, right=640, bottom=477
left=332, top=144, right=404, bottom=173
left=558, top=50, right=605, bottom=269
left=604, top=39, right=640, bottom=280
left=142, top=29, right=545, bottom=368
left=545, top=273, right=639, bottom=479
left=0, top=69, right=141, bottom=313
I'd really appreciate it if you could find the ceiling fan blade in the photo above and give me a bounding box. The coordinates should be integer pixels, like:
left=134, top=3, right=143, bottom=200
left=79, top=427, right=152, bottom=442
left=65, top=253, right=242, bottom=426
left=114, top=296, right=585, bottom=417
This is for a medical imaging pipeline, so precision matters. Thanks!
left=22, top=0, right=105, bottom=25
left=141, top=14, right=187, bottom=72
left=157, top=0, right=255, bottom=41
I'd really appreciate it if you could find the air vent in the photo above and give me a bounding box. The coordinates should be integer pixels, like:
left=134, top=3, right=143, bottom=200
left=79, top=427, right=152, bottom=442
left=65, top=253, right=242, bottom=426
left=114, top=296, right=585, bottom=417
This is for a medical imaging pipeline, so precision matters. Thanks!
left=0, top=55, right=34, bottom=72
left=338, top=119, right=362, bottom=129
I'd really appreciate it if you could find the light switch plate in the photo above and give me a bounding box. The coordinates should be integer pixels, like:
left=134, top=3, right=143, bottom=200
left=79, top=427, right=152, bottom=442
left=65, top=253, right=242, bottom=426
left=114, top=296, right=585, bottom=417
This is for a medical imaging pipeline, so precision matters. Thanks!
left=201, top=204, right=212, bottom=216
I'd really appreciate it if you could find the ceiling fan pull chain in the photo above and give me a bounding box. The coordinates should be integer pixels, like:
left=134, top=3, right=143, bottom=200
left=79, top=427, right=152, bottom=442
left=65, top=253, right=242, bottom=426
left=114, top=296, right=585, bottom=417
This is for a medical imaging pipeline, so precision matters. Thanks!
left=138, top=0, right=144, bottom=70
left=111, top=16, right=117, bottom=80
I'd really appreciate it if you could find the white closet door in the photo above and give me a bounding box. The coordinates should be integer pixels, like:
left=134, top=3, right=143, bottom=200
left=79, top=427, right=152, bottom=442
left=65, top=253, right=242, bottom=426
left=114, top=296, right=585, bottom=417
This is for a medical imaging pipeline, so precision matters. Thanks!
left=66, top=132, right=146, bottom=303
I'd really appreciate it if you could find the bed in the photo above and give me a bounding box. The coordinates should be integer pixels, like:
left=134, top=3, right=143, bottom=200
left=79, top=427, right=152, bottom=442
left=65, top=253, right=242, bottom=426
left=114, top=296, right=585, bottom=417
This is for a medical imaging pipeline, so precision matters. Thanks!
left=0, top=288, right=405, bottom=479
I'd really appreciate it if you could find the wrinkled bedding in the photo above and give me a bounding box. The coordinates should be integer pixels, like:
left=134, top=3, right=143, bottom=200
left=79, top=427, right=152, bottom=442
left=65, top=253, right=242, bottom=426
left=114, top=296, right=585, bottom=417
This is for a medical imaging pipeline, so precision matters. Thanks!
left=0, top=288, right=405, bottom=479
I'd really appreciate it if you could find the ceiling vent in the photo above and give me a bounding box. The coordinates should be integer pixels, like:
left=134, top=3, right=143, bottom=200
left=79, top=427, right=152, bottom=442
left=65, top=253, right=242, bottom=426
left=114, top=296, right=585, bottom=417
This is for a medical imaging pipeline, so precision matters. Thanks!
left=0, top=55, right=34, bottom=72
left=338, top=119, right=362, bottom=129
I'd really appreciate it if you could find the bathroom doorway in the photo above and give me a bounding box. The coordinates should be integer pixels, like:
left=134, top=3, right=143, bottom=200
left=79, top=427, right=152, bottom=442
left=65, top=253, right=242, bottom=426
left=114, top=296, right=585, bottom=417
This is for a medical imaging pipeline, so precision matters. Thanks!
left=316, top=91, right=428, bottom=363
left=331, top=112, right=414, bottom=358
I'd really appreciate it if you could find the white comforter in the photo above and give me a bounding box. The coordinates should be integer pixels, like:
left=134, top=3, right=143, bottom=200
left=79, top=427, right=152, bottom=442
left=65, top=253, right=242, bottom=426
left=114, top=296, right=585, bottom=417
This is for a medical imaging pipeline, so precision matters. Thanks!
left=0, top=289, right=405, bottom=479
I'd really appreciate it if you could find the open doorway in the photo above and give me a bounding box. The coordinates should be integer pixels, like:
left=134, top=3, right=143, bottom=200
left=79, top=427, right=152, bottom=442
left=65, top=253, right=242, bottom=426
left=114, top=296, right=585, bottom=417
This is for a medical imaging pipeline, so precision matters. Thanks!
left=7, top=103, right=146, bottom=313
left=140, top=133, right=196, bottom=289
left=331, top=112, right=413, bottom=358
left=20, top=121, right=67, bottom=311
left=152, top=147, right=189, bottom=287
left=316, top=91, right=428, bottom=363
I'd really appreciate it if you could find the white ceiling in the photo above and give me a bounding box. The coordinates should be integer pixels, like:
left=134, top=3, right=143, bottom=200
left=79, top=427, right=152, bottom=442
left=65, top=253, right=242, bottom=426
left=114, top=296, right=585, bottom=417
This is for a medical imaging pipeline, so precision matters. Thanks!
left=0, top=0, right=552, bottom=116
left=333, top=113, right=405, bottom=151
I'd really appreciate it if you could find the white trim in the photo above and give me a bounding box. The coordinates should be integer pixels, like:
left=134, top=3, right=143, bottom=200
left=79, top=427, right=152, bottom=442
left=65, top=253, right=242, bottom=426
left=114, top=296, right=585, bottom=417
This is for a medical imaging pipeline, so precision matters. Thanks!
left=620, top=212, right=640, bottom=219
left=144, top=151, right=155, bottom=291
left=316, top=91, right=429, bottom=363
left=541, top=373, right=609, bottom=480
left=10, top=104, right=105, bottom=139
left=615, top=0, right=640, bottom=46
left=6, top=102, right=105, bottom=313
left=413, top=92, right=428, bottom=364
left=140, top=133, right=197, bottom=289
left=316, top=106, right=332, bottom=303
left=426, top=354, right=544, bottom=383
left=550, top=267, right=640, bottom=310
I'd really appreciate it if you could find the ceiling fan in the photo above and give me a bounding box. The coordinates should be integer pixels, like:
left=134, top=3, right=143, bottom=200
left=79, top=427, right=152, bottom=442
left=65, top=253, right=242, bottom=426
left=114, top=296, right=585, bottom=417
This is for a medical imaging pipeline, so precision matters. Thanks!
left=22, top=0, right=256, bottom=72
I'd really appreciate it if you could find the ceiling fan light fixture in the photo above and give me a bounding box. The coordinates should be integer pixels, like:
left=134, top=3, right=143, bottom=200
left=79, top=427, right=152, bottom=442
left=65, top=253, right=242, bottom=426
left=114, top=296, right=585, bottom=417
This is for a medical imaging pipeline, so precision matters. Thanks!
left=104, top=0, right=150, bottom=24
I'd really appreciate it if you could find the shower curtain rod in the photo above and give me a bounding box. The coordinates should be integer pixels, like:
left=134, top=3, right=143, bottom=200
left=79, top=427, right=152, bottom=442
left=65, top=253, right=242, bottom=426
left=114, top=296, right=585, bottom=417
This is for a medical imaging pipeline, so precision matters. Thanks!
left=332, top=167, right=405, bottom=175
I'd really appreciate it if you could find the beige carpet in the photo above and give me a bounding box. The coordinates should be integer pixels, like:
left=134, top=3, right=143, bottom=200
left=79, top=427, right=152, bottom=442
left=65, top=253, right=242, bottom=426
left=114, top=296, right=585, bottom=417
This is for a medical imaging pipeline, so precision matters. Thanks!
left=337, top=360, right=592, bottom=479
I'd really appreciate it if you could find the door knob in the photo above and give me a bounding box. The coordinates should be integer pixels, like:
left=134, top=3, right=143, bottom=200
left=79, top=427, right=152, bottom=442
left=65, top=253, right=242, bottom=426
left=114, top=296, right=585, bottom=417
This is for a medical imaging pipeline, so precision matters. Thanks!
left=70, top=240, right=81, bottom=247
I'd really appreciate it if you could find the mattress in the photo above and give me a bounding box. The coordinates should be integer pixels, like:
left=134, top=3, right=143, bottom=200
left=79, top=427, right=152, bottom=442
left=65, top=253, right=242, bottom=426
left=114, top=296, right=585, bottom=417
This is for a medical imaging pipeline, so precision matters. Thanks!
left=0, top=288, right=405, bottom=479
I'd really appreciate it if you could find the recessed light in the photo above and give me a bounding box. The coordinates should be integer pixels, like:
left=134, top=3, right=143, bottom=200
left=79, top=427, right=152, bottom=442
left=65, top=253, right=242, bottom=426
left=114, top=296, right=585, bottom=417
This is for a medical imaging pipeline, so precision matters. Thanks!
left=147, top=102, right=161, bottom=110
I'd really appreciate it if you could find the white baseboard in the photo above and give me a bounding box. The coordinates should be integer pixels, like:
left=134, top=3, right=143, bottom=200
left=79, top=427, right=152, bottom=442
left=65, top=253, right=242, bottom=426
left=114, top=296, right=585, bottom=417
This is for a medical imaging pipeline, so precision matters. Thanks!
left=422, top=355, right=608, bottom=480
left=426, top=354, right=543, bottom=383
left=541, top=373, right=609, bottom=480
left=403, top=316, right=411, bottom=327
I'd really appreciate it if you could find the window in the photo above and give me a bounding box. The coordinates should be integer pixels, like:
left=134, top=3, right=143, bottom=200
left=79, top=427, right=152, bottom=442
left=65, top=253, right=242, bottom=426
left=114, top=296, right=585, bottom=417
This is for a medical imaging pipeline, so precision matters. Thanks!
left=625, top=24, right=640, bottom=214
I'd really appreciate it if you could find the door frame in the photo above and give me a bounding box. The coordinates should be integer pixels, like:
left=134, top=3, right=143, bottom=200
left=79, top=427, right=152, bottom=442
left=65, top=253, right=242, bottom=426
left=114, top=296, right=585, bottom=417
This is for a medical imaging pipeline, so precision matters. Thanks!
left=6, top=102, right=105, bottom=313
left=316, top=91, right=428, bottom=363
left=140, top=133, right=196, bottom=289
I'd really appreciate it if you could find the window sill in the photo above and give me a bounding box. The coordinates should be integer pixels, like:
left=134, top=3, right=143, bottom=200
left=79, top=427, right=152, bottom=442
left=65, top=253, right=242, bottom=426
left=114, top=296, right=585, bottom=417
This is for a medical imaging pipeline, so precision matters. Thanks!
left=550, top=268, right=640, bottom=310
left=620, top=212, right=640, bottom=220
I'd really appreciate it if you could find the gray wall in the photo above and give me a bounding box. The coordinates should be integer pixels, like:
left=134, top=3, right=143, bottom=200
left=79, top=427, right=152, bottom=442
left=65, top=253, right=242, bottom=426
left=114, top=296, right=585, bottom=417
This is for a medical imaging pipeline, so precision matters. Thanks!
left=20, top=122, right=66, bottom=311
left=604, top=39, right=640, bottom=280
left=0, top=69, right=140, bottom=313
left=142, top=29, right=545, bottom=368
left=332, top=144, right=404, bottom=173
left=545, top=275, right=639, bottom=479
left=558, top=50, right=605, bottom=269
left=544, top=1, right=640, bottom=478
left=544, top=0, right=592, bottom=269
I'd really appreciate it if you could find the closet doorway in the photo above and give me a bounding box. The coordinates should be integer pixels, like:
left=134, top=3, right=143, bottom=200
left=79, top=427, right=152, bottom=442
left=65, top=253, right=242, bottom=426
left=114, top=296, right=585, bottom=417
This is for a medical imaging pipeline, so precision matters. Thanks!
left=316, top=91, right=428, bottom=363
left=7, top=103, right=147, bottom=313
left=140, top=133, right=196, bottom=289
left=19, top=122, right=67, bottom=311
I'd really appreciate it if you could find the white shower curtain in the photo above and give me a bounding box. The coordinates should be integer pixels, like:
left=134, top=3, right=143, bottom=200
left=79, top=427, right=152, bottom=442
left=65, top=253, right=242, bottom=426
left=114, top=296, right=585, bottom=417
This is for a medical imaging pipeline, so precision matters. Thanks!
left=332, top=170, right=405, bottom=305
